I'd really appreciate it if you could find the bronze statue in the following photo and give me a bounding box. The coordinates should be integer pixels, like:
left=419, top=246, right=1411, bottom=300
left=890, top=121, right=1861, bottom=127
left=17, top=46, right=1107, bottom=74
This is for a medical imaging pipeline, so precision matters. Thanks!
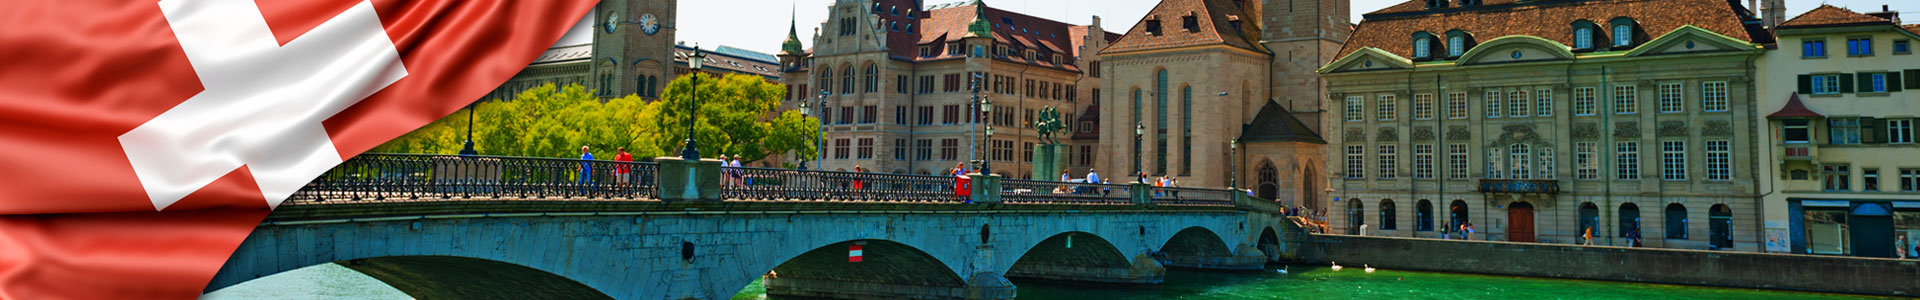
left=1036, top=106, right=1066, bottom=145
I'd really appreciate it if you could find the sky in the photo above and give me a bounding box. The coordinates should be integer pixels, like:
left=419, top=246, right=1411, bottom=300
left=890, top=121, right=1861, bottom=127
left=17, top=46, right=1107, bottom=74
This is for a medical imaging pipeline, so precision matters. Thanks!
left=628, top=0, right=1918, bottom=55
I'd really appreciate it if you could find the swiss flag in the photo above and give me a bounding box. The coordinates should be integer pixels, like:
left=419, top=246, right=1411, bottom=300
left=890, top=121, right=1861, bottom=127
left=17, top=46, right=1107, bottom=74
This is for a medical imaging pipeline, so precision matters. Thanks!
left=0, top=0, right=595, bottom=298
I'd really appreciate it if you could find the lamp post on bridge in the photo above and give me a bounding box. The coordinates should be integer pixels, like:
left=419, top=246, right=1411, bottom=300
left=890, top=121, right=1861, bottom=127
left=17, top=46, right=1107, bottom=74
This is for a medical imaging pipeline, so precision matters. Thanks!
left=1133, top=122, right=1144, bottom=179
left=798, top=99, right=811, bottom=170
left=980, top=94, right=994, bottom=175
left=678, top=45, right=708, bottom=161
left=816, top=89, right=828, bottom=171
left=458, top=101, right=478, bottom=156
left=1230, top=139, right=1238, bottom=190
left=968, top=73, right=983, bottom=174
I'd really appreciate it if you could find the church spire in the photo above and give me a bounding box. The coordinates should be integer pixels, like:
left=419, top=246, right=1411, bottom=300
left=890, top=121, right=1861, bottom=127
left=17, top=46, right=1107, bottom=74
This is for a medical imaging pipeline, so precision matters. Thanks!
left=781, top=2, right=805, bottom=55
left=966, top=0, right=992, bottom=37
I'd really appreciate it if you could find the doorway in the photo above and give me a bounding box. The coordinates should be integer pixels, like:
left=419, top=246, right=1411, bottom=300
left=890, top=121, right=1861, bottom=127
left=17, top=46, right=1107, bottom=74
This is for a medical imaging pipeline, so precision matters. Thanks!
left=1508, top=201, right=1536, bottom=242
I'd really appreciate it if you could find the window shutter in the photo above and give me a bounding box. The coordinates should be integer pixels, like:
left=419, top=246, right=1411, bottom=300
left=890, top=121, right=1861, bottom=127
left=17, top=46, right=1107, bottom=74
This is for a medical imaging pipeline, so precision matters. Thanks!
left=1859, top=72, right=1879, bottom=92
left=1862, top=117, right=1884, bottom=144
left=1798, top=75, right=1812, bottom=94
left=1905, top=69, right=1920, bottom=89
left=1841, top=74, right=1856, bottom=93
left=1889, top=72, right=1904, bottom=92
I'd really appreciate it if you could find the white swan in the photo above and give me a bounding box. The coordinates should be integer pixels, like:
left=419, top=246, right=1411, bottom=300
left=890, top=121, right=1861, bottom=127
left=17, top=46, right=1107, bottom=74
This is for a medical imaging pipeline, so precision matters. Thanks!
left=1330, top=262, right=1343, bottom=271
left=1276, top=266, right=1290, bottom=274
left=1364, top=264, right=1376, bottom=273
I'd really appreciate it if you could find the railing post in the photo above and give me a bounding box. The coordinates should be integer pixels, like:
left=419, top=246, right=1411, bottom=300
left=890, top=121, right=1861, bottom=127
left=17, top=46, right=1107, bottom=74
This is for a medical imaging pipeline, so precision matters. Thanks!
left=655, top=156, right=722, bottom=202
left=969, top=173, right=1002, bottom=204
left=1130, top=183, right=1152, bottom=206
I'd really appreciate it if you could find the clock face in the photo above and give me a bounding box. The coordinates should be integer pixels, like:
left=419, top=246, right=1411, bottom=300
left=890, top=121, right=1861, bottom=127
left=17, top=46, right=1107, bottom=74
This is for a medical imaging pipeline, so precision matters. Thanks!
left=603, top=12, right=619, bottom=33
left=640, top=13, right=659, bottom=35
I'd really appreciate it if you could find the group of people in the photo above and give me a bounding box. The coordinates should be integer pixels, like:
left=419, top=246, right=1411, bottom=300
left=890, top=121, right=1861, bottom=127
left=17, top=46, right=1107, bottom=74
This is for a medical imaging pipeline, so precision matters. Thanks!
left=574, top=145, right=749, bottom=186
left=1440, top=221, right=1476, bottom=240
left=1899, top=235, right=1919, bottom=259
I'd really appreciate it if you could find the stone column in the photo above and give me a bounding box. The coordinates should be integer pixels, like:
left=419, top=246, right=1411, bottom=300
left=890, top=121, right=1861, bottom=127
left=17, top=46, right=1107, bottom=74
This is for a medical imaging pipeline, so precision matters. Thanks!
left=655, top=157, right=722, bottom=202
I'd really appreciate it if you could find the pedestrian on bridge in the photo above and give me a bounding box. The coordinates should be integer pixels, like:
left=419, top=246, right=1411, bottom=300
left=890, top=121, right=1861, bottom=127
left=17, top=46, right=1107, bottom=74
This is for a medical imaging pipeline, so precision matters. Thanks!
left=578, top=145, right=595, bottom=193
left=614, top=147, right=633, bottom=185
left=1085, top=169, right=1100, bottom=184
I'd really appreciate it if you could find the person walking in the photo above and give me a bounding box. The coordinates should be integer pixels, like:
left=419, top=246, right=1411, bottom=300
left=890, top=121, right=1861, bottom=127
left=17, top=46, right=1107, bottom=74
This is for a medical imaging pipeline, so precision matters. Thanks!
left=727, top=154, right=744, bottom=187
left=613, top=147, right=633, bottom=185
left=577, top=145, right=594, bottom=193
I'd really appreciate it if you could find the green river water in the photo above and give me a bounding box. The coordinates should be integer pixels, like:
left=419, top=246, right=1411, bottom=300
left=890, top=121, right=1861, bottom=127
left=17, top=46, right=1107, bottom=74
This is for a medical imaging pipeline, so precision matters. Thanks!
left=731, top=265, right=1891, bottom=300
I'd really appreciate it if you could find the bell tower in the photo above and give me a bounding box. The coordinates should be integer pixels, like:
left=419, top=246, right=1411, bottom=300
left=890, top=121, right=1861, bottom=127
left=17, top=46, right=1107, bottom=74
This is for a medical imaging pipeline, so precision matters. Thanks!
left=1260, top=0, right=1350, bottom=135
left=592, top=0, right=678, bottom=99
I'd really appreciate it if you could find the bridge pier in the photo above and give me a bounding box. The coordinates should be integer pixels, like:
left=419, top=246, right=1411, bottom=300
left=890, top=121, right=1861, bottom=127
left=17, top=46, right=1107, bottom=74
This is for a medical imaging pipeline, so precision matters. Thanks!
left=762, top=272, right=1015, bottom=300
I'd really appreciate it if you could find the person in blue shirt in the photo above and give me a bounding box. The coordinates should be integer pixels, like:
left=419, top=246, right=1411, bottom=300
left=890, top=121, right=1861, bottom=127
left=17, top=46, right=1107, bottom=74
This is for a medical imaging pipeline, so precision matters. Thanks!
left=578, top=145, right=594, bottom=187
left=1085, top=169, right=1099, bottom=184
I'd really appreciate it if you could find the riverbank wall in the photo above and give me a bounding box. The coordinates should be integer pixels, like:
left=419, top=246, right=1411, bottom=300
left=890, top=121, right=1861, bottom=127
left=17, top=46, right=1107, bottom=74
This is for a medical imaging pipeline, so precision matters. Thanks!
left=1289, top=234, right=1919, bottom=297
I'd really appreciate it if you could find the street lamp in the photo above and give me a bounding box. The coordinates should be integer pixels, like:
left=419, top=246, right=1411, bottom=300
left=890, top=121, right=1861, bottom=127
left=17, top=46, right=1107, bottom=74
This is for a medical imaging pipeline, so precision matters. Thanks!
left=798, top=100, right=811, bottom=170
left=1230, top=139, right=1239, bottom=189
left=1133, top=122, right=1145, bottom=178
left=981, top=95, right=994, bottom=175
left=679, top=45, right=708, bottom=160
left=968, top=74, right=983, bottom=173
left=458, top=101, right=479, bottom=156
left=816, top=89, right=828, bottom=171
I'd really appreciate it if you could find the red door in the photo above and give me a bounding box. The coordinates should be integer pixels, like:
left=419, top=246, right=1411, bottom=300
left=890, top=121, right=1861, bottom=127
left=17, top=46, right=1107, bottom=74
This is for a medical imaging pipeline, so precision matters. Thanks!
left=1508, top=202, right=1536, bottom=242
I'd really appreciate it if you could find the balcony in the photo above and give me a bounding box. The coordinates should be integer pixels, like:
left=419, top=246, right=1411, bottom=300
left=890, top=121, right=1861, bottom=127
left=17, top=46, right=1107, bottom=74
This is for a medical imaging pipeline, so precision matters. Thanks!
left=1781, top=143, right=1815, bottom=161
left=1477, top=179, right=1560, bottom=194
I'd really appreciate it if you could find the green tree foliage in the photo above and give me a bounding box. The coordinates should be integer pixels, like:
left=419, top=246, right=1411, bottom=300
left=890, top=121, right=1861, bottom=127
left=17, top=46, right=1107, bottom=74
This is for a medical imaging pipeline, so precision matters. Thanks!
left=370, top=74, right=820, bottom=164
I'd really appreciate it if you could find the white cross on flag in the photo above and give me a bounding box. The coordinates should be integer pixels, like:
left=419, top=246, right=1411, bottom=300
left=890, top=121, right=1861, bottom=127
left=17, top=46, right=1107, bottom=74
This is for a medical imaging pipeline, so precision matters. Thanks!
left=0, top=0, right=595, bottom=298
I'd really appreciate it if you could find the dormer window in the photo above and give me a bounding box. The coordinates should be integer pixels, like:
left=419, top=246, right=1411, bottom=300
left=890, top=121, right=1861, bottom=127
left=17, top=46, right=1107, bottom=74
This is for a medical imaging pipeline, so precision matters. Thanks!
left=1609, top=18, right=1639, bottom=48
left=1146, top=20, right=1163, bottom=36
left=1426, top=0, right=1447, bottom=9
left=1053, top=55, right=1062, bottom=65
left=1574, top=28, right=1593, bottom=49
left=1412, top=32, right=1440, bottom=60
left=1182, top=15, right=1200, bottom=32
left=1445, top=30, right=1473, bottom=58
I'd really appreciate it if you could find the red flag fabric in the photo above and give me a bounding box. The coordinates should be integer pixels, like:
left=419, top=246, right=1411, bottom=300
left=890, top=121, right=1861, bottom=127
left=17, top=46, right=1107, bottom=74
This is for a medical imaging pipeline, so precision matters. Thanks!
left=0, top=0, right=595, bottom=298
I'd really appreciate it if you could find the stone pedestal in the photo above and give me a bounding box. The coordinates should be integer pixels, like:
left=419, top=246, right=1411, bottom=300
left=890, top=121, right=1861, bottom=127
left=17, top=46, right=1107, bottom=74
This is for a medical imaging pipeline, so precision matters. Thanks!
left=1028, top=144, right=1068, bottom=181
left=431, top=156, right=500, bottom=194
left=1130, top=183, right=1152, bottom=205
left=969, top=173, right=1002, bottom=204
left=655, top=157, right=722, bottom=202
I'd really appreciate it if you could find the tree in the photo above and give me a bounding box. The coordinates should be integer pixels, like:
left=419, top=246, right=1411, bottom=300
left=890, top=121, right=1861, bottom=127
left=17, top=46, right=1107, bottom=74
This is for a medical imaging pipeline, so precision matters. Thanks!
left=646, top=73, right=818, bottom=162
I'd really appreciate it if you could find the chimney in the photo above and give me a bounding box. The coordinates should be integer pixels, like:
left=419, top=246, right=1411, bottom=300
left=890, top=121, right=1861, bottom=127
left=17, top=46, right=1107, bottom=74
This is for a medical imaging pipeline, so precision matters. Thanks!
left=1866, top=5, right=1900, bottom=23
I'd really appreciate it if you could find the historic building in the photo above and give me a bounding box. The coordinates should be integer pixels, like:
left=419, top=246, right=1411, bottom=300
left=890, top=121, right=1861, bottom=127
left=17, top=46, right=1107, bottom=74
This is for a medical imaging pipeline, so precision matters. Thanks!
left=672, top=44, right=782, bottom=80
left=1756, top=5, right=1920, bottom=257
left=777, top=0, right=1117, bottom=176
left=1318, top=0, right=1774, bottom=251
left=484, top=0, right=680, bottom=101
left=1096, top=0, right=1337, bottom=209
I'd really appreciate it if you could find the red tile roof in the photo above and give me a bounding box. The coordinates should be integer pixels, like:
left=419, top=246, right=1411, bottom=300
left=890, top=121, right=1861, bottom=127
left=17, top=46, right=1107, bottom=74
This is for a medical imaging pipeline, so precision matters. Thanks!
left=1340, top=0, right=1755, bottom=59
left=1102, top=0, right=1265, bottom=54
left=893, top=1, right=1118, bottom=72
left=1767, top=94, right=1823, bottom=119
left=1777, top=5, right=1895, bottom=29
left=1904, top=24, right=1920, bottom=36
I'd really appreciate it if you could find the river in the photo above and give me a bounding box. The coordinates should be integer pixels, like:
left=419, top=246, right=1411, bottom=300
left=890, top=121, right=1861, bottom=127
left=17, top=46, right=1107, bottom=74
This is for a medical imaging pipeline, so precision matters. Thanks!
left=732, top=265, right=1889, bottom=300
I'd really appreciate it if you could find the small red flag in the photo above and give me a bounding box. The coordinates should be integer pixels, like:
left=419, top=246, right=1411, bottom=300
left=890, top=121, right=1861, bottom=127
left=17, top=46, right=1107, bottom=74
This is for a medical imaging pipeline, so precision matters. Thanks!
left=849, top=244, right=865, bottom=262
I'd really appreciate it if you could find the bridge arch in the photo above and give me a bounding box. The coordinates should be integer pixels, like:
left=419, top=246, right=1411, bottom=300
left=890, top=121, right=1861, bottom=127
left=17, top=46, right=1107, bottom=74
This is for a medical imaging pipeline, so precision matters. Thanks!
left=210, top=255, right=609, bottom=298
left=748, top=239, right=971, bottom=298
left=1257, top=226, right=1282, bottom=262
left=1006, top=231, right=1161, bottom=284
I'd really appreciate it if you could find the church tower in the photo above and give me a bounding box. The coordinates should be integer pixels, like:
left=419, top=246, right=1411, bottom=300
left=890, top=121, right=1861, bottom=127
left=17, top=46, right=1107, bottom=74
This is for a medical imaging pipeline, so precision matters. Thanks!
left=592, top=0, right=678, bottom=99
left=1260, top=0, right=1349, bottom=136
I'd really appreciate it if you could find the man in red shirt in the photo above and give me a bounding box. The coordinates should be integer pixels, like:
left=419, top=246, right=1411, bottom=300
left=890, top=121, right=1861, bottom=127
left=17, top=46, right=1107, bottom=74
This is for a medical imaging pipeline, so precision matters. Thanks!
left=614, top=147, right=634, bottom=184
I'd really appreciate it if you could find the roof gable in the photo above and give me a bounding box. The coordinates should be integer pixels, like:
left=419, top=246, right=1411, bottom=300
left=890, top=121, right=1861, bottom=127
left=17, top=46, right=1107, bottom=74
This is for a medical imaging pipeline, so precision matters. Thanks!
left=1319, top=47, right=1413, bottom=74
left=1239, top=101, right=1326, bottom=144
left=1341, top=0, right=1755, bottom=60
left=1623, top=25, right=1758, bottom=57
left=1778, top=5, right=1893, bottom=29
left=1102, top=0, right=1265, bottom=54
left=1456, top=35, right=1574, bottom=65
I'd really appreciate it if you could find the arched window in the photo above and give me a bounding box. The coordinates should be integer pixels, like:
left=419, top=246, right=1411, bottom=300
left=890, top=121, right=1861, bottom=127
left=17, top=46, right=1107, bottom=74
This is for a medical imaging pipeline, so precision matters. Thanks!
left=1380, top=199, right=1398, bottom=230
left=862, top=63, right=879, bottom=93
left=1416, top=200, right=1434, bottom=231
left=840, top=65, right=855, bottom=94
left=1258, top=161, right=1279, bottom=200
left=1445, top=30, right=1473, bottom=58
left=1155, top=69, right=1169, bottom=175
left=1666, top=203, right=1688, bottom=239
left=1610, top=18, right=1638, bottom=47
left=1619, top=203, right=1641, bottom=239
left=1348, top=199, right=1366, bottom=234
left=1180, top=85, right=1192, bottom=175
left=1510, top=144, right=1530, bottom=179
left=817, top=66, right=833, bottom=93
left=1449, top=200, right=1470, bottom=233
left=1412, top=32, right=1439, bottom=59
left=1579, top=202, right=1600, bottom=243
left=645, top=76, right=658, bottom=97
left=1574, top=27, right=1593, bottom=49
left=1710, top=204, right=1733, bottom=249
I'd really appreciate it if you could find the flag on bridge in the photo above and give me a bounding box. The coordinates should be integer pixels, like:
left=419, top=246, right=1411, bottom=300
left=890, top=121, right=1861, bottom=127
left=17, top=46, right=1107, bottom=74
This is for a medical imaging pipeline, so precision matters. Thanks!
left=0, top=0, right=595, bottom=298
left=850, top=243, right=865, bottom=262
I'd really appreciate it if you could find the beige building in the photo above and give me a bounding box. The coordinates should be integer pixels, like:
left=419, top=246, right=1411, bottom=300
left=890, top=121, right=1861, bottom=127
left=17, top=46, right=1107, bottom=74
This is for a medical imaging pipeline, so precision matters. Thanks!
left=1319, top=0, right=1774, bottom=251
left=1095, top=0, right=1340, bottom=210
left=1756, top=5, right=1920, bottom=257
left=775, top=0, right=1116, bottom=177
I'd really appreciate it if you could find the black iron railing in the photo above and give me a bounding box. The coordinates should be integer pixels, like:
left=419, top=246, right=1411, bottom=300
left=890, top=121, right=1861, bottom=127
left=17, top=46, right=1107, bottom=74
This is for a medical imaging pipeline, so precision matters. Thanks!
left=290, top=154, right=1252, bottom=208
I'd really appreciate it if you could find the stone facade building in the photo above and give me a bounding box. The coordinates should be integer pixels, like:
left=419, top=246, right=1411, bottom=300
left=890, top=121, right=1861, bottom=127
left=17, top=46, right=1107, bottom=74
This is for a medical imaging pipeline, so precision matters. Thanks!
left=1319, top=0, right=1774, bottom=251
left=777, top=0, right=1116, bottom=176
left=1095, top=0, right=1340, bottom=210
left=1756, top=5, right=1920, bottom=257
left=484, top=0, right=679, bottom=101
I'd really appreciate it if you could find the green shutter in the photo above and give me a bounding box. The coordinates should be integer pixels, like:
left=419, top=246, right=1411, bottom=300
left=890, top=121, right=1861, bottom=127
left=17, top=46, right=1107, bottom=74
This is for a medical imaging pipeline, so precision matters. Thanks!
left=1890, top=72, right=1904, bottom=92
left=1859, top=72, right=1877, bottom=93
left=1905, top=69, right=1919, bottom=89
left=1862, top=117, right=1884, bottom=144
left=1798, top=74, right=1812, bottom=94
left=1841, top=74, right=1856, bottom=93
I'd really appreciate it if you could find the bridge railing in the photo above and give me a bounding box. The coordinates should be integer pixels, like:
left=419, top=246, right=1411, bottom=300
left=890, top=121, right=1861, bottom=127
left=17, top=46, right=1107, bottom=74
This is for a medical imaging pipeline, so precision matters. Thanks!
left=720, top=167, right=968, bottom=203
left=1001, top=179, right=1134, bottom=205
left=1148, top=186, right=1237, bottom=206
left=292, top=153, right=659, bottom=203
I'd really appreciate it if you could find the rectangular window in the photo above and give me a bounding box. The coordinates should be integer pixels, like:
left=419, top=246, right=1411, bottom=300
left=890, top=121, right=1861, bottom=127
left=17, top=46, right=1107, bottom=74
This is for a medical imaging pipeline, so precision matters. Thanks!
left=1377, top=95, right=1397, bottom=121
left=1413, top=94, right=1435, bottom=120
left=1487, top=148, right=1504, bottom=179
left=1023, top=142, right=1036, bottom=163
left=1658, top=83, right=1683, bottom=113
left=1573, top=87, right=1597, bottom=115
left=1812, top=74, right=1841, bottom=95
left=1345, top=96, right=1364, bottom=122
left=939, top=138, right=959, bottom=161
left=861, top=105, right=877, bottom=124
left=1414, top=144, right=1435, bottom=179
left=840, top=107, right=855, bottom=124
left=1830, top=117, right=1861, bottom=145
left=942, top=105, right=959, bottom=124
left=1824, top=164, right=1850, bottom=191
left=1863, top=168, right=1881, bottom=192
left=1378, top=145, right=1398, bottom=180
left=1509, top=145, right=1530, bottom=180
left=915, top=139, right=933, bottom=161
left=1575, top=142, right=1598, bottom=180
left=1616, top=141, right=1640, bottom=180
left=918, top=76, right=934, bottom=94
left=1508, top=90, right=1529, bottom=117
left=1901, top=169, right=1920, bottom=192
left=1613, top=85, right=1637, bottom=114
left=893, top=139, right=907, bottom=160
left=1890, top=119, right=1914, bottom=144
left=1535, top=89, right=1553, bottom=117
left=1538, top=147, right=1555, bottom=179
left=896, top=75, right=909, bottom=94
left=834, top=138, right=851, bottom=159
left=1847, top=37, right=1873, bottom=56
left=1706, top=140, right=1730, bottom=181
left=1702, top=81, right=1728, bottom=112
left=917, top=106, right=934, bottom=125
left=1485, top=91, right=1502, bottom=118
left=1345, top=145, right=1366, bottom=179
left=1802, top=39, right=1826, bottom=58
left=1869, top=73, right=1888, bottom=93
left=1447, top=93, right=1468, bottom=119
left=1896, top=40, right=1911, bottom=54
left=1661, top=141, right=1686, bottom=181
left=1447, top=144, right=1469, bottom=179
left=896, top=106, right=907, bottom=124
left=1783, top=119, right=1811, bottom=143
left=856, top=138, right=874, bottom=159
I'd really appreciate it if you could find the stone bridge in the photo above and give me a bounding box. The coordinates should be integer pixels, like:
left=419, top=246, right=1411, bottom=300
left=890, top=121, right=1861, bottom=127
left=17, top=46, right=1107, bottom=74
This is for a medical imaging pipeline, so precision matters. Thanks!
left=209, top=201, right=1296, bottom=299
